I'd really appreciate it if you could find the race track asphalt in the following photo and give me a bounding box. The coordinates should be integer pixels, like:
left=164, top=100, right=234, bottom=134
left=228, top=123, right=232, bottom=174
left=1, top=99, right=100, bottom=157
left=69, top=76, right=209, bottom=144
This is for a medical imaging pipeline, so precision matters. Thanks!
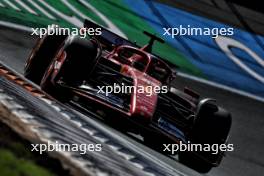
left=0, top=25, right=263, bottom=176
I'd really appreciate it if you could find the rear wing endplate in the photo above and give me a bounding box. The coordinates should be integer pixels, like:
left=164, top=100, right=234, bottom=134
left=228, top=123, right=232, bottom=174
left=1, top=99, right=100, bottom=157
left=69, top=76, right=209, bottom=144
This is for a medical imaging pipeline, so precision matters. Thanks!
left=84, top=19, right=138, bottom=48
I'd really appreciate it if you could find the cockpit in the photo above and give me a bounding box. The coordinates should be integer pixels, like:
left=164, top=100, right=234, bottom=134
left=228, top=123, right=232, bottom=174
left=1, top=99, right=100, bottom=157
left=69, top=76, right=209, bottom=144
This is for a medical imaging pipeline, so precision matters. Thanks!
left=112, top=46, right=174, bottom=83
left=117, top=46, right=149, bottom=72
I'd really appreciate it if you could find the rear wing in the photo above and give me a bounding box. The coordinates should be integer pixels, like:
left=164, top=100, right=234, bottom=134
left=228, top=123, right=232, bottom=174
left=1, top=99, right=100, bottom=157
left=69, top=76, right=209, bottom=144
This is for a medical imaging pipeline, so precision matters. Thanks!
left=84, top=19, right=138, bottom=48
left=83, top=19, right=179, bottom=70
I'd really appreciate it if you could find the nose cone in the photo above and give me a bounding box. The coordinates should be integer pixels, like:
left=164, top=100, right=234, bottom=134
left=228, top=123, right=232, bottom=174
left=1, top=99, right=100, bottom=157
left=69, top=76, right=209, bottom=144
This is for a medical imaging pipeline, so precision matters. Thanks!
left=130, top=76, right=161, bottom=120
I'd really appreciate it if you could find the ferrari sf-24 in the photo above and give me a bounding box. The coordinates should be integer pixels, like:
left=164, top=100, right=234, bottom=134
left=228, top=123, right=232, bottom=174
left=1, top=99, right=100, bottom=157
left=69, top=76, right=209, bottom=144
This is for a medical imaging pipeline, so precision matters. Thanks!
left=24, top=19, right=232, bottom=173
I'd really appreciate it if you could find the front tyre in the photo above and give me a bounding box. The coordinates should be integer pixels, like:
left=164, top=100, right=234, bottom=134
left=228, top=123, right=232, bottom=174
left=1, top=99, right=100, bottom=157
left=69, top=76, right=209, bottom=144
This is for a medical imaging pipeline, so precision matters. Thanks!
left=179, top=101, right=232, bottom=173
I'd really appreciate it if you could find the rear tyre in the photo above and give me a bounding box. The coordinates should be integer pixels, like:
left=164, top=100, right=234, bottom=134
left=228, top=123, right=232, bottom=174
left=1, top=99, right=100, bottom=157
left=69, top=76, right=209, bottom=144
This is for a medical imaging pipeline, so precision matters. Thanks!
left=24, top=30, right=67, bottom=84
left=179, top=101, right=232, bottom=173
left=40, top=36, right=98, bottom=102
left=58, top=36, right=99, bottom=85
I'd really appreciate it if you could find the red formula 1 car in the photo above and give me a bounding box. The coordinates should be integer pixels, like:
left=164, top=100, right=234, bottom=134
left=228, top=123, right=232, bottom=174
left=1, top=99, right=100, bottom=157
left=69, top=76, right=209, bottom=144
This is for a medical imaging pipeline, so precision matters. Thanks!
left=24, top=19, right=232, bottom=173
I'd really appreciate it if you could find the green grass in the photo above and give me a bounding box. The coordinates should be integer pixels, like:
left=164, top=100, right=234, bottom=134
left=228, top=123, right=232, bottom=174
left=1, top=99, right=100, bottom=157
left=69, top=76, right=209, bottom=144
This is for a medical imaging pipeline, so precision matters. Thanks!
left=0, top=1, right=203, bottom=77
left=0, top=122, right=69, bottom=176
left=0, top=149, right=54, bottom=176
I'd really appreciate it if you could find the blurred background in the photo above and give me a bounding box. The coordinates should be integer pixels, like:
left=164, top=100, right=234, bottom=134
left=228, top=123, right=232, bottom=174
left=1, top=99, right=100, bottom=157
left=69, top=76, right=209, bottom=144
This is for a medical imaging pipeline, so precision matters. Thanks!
left=0, top=1, right=263, bottom=176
